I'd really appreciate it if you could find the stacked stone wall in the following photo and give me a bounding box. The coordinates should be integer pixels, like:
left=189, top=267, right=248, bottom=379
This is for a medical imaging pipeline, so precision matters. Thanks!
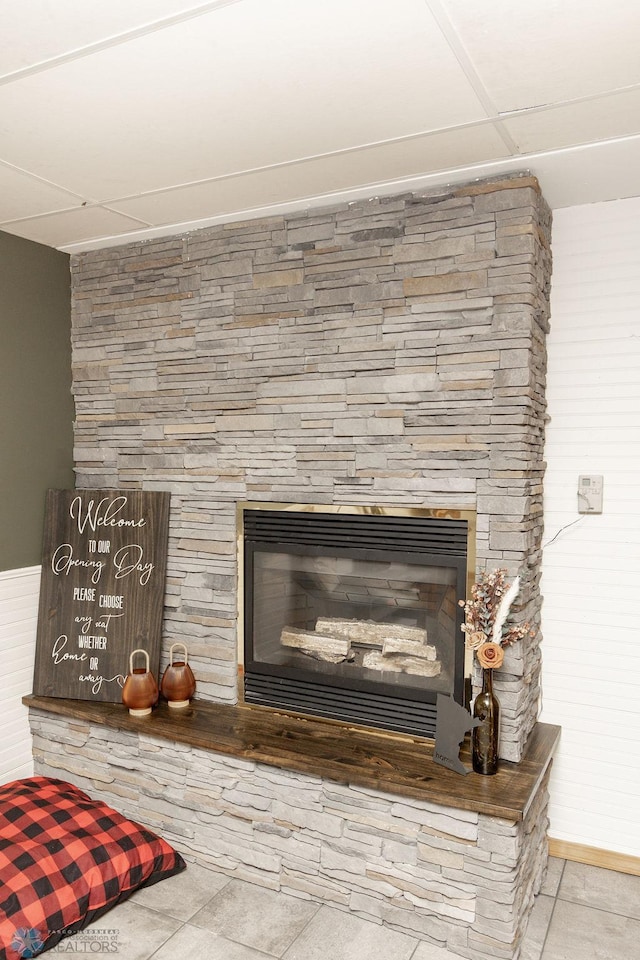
left=70, top=174, right=552, bottom=761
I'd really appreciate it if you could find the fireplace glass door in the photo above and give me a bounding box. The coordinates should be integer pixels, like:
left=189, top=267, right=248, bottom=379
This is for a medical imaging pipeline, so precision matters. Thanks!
left=241, top=508, right=470, bottom=737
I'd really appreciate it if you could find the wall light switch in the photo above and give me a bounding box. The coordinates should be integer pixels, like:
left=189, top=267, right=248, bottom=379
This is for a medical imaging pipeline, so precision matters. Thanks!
left=577, top=475, right=603, bottom=514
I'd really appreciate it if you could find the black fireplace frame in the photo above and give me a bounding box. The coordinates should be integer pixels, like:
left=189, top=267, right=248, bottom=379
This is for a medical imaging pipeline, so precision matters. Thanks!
left=238, top=503, right=476, bottom=739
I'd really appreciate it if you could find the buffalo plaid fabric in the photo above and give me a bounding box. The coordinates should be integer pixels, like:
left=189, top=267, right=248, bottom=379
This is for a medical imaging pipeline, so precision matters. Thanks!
left=0, top=777, right=185, bottom=959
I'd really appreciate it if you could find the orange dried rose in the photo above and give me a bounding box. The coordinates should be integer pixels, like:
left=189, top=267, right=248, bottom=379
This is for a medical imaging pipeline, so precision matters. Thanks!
left=476, top=641, right=504, bottom=670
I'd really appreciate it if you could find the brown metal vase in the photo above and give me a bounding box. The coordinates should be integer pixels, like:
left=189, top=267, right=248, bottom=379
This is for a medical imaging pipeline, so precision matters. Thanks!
left=122, top=649, right=159, bottom=716
left=160, top=642, right=196, bottom=708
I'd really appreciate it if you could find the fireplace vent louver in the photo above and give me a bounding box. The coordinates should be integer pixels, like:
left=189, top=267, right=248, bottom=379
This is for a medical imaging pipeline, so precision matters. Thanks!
left=243, top=509, right=468, bottom=556
left=244, top=674, right=437, bottom=737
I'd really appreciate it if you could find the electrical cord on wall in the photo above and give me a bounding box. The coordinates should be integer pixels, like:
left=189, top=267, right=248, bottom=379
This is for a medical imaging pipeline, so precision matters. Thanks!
left=542, top=515, right=585, bottom=548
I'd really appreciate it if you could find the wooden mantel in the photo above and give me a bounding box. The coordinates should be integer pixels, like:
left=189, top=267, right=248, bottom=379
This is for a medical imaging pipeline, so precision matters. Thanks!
left=24, top=695, right=559, bottom=822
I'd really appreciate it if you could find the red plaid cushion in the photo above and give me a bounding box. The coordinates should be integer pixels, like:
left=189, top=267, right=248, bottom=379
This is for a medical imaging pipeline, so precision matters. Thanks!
left=0, top=777, right=185, bottom=959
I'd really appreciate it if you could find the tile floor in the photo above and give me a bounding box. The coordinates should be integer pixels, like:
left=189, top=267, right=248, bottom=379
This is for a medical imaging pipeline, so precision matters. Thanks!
left=59, top=857, right=639, bottom=960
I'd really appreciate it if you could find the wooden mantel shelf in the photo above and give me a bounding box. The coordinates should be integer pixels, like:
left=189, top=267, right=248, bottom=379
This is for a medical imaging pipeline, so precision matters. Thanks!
left=24, top=695, right=560, bottom=822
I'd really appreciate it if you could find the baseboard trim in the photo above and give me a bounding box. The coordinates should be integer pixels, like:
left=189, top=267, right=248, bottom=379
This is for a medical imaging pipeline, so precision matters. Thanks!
left=548, top=838, right=640, bottom=877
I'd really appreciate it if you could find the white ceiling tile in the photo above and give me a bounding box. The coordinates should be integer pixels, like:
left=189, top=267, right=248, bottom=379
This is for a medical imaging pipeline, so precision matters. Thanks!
left=504, top=89, right=640, bottom=154
left=0, top=0, right=639, bottom=249
left=109, top=124, right=509, bottom=227
left=1, top=206, right=148, bottom=249
left=0, top=1, right=223, bottom=77
left=440, top=0, right=640, bottom=111
left=526, top=136, right=640, bottom=209
left=0, top=0, right=486, bottom=200
left=0, top=165, right=81, bottom=221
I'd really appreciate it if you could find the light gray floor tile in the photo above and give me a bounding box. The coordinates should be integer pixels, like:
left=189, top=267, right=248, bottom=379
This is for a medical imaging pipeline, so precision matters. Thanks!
left=540, top=857, right=565, bottom=897
left=75, top=900, right=181, bottom=960
left=129, top=860, right=230, bottom=921
left=519, top=894, right=555, bottom=960
left=542, top=899, right=640, bottom=960
left=153, top=923, right=276, bottom=960
left=412, top=938, right=465, bottom=959
left=190, top=878, right=320, bottom=957
left=282, top=904, right=417, bottom=960
left=558, top=860, right=640, bottom=920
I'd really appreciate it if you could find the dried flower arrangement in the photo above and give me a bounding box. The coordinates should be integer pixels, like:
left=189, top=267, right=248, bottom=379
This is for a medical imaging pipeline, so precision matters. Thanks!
left=460, top=568, right=532, bottom=671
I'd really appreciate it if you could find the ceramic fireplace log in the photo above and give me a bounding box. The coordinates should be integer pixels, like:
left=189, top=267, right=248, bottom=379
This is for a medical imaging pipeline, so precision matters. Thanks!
left=280, top=616, right=441, bottom=675
left=380, top=637, right=437, bottom=660
left=314, top=617, right=429, bottom=646
left=362, top=650, right=442, bottom=676
left=280, top=627, right=352, bottom=663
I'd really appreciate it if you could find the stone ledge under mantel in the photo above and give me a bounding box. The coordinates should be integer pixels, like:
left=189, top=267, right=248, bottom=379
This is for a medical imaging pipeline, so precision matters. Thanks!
left=23, top=695, right=559, bottom=822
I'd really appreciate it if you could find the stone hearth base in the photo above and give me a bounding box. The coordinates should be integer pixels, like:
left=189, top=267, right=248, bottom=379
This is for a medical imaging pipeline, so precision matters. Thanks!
left=27, top=702, right=554, bottom=960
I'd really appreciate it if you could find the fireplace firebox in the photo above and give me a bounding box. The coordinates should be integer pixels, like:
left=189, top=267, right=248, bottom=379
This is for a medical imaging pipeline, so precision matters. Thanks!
left=238, top=504, right=475, bottom=738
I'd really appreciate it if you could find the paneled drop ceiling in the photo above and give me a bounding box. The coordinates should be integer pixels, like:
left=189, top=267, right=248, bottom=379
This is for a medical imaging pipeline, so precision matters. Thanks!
left=1, top=0, right=639, bottom=252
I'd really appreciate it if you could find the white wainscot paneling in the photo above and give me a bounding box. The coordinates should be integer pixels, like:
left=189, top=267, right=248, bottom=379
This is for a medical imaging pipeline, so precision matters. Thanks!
left=541, top=195, right=640, bottom=860
left=0, top=566, right=41, bottom=784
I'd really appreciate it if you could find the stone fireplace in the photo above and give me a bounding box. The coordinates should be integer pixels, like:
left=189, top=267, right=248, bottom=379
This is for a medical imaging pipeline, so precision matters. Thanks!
left=239, top=502, right=474, bottom=737
left=69, top=170, right=551, bottom=762
left=29, top=173, right=554, bottom=960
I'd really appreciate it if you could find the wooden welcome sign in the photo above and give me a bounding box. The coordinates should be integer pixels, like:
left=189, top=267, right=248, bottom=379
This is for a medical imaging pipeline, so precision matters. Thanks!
left=33, top=489, right=170, bottom=703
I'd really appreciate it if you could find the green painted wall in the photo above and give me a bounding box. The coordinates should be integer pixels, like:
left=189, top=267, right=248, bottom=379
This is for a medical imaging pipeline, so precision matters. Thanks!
left=0, top=231, right=74, bottom=572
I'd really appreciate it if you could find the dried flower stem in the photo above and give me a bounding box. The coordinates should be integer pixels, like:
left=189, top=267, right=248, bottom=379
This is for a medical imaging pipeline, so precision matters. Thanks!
left=461, top=569, right=531, bottom=664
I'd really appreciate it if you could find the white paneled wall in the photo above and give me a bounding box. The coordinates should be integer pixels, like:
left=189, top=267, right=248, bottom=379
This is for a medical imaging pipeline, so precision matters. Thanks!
left=542, top=197, right=640, bottom=858
left=0, top=565, right=40, bottom=784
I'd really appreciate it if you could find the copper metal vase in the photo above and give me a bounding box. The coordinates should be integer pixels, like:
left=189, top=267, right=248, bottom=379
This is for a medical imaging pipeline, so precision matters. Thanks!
left=122, top=649, right=159, bottom=716
left=160, top=642, right=196, bottom=709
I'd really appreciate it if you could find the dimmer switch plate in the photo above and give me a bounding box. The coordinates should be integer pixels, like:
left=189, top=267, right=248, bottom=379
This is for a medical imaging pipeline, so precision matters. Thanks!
left=578, top=475, right=603, bottom=513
